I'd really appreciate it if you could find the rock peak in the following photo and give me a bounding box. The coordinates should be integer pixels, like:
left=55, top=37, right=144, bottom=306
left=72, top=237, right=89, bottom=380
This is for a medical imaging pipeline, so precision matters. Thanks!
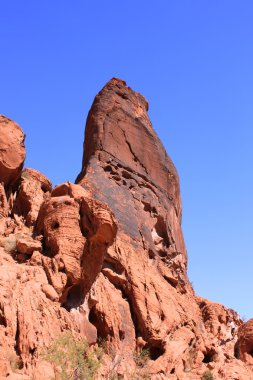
left=106, top=77, right=127, bottom=87
left=77, top=79, right=180, bottom=215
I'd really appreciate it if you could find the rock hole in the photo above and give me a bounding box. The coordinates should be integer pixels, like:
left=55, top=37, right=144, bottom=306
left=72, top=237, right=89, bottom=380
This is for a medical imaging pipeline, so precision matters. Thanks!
left=148, top=249, right=155, bottom=259
left=163, top=276, right=177, bottom=288
left=51, top=221, right=60, bottom=230
left=119, top=330, right=125, bottom=341
left=141, top=201, right=157, bottom=215
left=234, top=343, right=239, bottom=359
left=147, top=342, right=165, bottom=360
left=29, top=347, right=36, bottom=356
left=89, top=307, right=111, bottom=340
left=41, top=184, right=48, bottom=193
left=170, top=368, right=175, bottom=374
left=104, top=165, right=113, bottom=173
left=81, top=226, right=89, bottom=238
left=158, top=249, right=167, bottom=258
left=122, top=170, right=132, bottom=179
left=0, top=310, right=7, bottom=327
left=202, top=349, right=216, bottom=363
left=62, top=284, right=83, bottom=311
left=153, top=216, right=171, bottom=248
left=40, top=236, right=54, bottom=258
left=248, top=349, right=253, bottom=357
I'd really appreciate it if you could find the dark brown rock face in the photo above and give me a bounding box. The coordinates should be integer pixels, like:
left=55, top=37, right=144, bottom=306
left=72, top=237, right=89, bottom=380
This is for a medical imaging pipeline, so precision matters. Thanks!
left=77, top=78, right=187, bottom=285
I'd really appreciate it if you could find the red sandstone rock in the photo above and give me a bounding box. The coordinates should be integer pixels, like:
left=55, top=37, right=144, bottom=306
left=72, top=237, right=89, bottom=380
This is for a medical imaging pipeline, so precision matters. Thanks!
left=0, top=115, right=25, bottom=188
left=76, top=79, right=200, bottom=375
left=235, top=319, right=253, bottom=364
left=0, top=184, right=8, bottom=234
left=37, top=182, right=117, bottom=303
left=14, top=168, right=52, bottom=227
left=41, top=283, right=59, bottom=302
left=16, top=238, right=42, bottom=255
left=75, top=78, right=253, bottom=379
left=0, top=83, right=252, bottom=379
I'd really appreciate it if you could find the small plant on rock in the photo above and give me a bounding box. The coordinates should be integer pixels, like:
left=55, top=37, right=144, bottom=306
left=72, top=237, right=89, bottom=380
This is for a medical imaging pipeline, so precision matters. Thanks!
left=42, top=331, right=103, bottom=380
left=202, top=369, right=214, bottom=380
left=134, top=348, right=150, bottom=368
left=9, top=352, right=23, bottom=372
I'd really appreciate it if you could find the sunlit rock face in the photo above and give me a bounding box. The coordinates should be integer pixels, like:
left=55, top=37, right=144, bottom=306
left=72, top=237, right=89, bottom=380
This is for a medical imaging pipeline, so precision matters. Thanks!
left=0, top=115, right=25, bottom=188
left=0, top=81, right=252, bottom=379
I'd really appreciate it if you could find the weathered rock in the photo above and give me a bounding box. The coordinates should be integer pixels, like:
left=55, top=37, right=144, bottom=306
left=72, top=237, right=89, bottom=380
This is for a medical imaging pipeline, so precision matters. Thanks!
left=28, top=251, right=42, bottom=266
left=14, top=168, right=52, bottom=227
left=75, top=78, right=253, bottom=378
left=76, top=78, right=201, bottom=375
left=41, top=283, right=59, bottom=302
left=0, top=247, right=78, bottom=378
left=0, top=81, right=252, bottom=379
left=38, top=194, right=85, bottom=285
left=89, top=273, right=136, bottom=373
left=0, top=184, right=8, bottom=234
left=235, top=319, right=253, bottom=363
left=16, top=238, right=42, bottom=255
left=0, top=184, right=8, bottom=217
left=0, top=115, right=25, bottom=188
left=37, top=182, right=117, bottom=305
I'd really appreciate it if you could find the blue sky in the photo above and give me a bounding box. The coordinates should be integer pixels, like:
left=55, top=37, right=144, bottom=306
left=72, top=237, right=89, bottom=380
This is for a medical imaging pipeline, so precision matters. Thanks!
left=1, top=1, right=253, bottom=319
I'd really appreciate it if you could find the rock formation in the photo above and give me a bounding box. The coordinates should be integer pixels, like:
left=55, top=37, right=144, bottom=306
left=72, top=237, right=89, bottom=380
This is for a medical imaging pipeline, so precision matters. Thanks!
left=0, top=80, right=252, bottom=379
left=0, top=116, right=25, bottom=189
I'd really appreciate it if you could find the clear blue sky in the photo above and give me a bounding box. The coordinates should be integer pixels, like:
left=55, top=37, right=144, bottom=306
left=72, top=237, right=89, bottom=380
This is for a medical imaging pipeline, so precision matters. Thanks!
left=1, top=1, right=253, bottom=319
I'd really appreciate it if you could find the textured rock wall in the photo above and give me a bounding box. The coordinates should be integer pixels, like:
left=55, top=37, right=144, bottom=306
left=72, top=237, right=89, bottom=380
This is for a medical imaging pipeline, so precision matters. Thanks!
left=0, top=81, right=252, bottom=379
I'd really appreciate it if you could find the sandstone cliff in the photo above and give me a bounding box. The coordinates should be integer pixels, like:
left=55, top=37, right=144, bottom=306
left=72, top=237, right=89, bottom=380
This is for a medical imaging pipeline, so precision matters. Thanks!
left=0, top=80, right=252, bottom=379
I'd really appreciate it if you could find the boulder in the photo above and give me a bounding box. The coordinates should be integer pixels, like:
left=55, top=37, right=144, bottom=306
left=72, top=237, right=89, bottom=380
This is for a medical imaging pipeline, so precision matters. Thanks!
left=16, top=238, right=41, bottom=255
left=0, top=115, right=25, bottom=188
left=14, top=168, right=52, bottom=226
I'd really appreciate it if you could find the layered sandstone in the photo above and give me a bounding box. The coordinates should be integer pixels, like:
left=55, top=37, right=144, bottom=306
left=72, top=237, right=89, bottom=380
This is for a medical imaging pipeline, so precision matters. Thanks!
left=0, top=80, right=252, bottom=379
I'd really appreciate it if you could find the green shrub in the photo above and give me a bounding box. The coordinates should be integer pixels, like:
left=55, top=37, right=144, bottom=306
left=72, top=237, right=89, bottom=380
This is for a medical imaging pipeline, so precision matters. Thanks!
left=133, top=348, right=150, bottom=368
left=202, top=370, right=214, bottom=380
left=42, top=331, right=103, bottom=380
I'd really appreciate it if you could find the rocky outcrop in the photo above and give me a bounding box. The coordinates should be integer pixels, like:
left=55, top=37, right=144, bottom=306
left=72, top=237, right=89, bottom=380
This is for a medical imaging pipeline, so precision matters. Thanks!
left=36, top=182, right=117, bottom=303
left=0, top=82, right=252, bottom=379
left=76, top=78, right=253, bottom=379
left=235, top=319, right=253, bottom=364
left=14, top=168, right=52, bottom=227
left=76, top=78, right=198, bottom=376
left=0, top=115, right=25, bottom=189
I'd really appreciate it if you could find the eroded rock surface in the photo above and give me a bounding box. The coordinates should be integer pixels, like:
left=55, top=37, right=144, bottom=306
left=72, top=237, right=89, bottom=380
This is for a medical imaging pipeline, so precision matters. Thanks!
left=14, top=168, right=52, bottom=227
left=0, top=115, right=25, bottom=188
left=0, top=81, right=252, bottom=379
